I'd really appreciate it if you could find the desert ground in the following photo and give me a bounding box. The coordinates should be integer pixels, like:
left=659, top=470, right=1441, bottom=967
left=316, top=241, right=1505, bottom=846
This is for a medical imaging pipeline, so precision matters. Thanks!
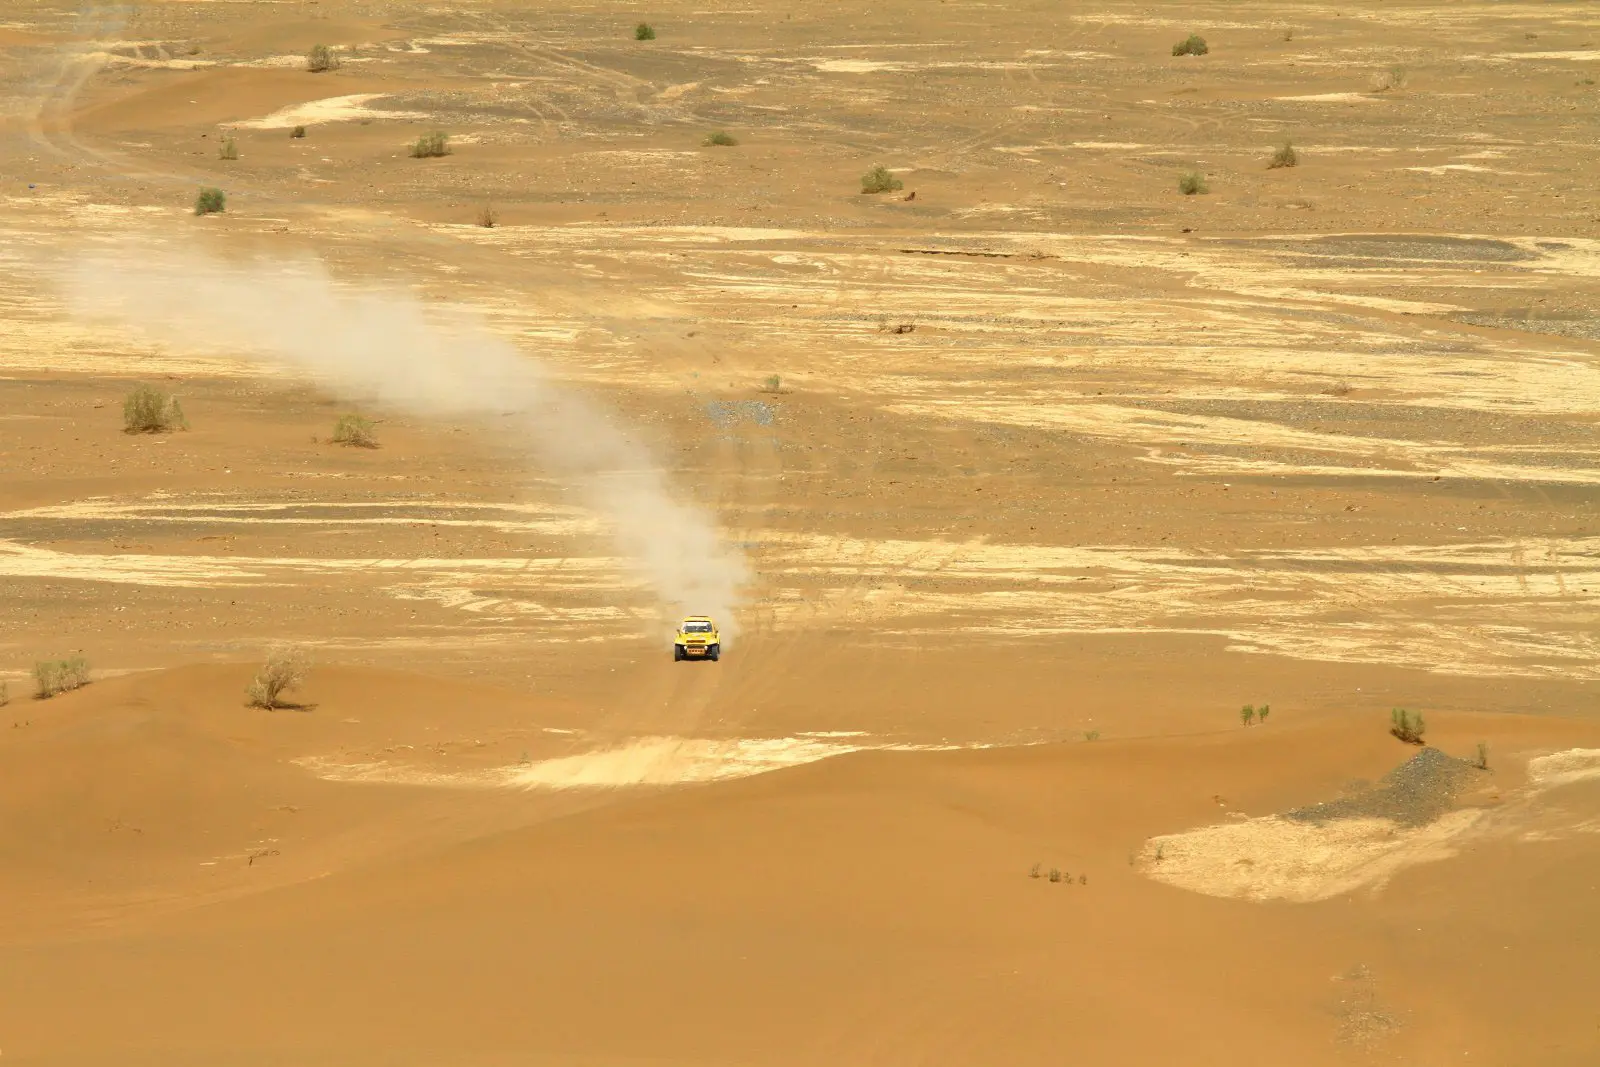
left=1, top=0, right=1598, bottom=1063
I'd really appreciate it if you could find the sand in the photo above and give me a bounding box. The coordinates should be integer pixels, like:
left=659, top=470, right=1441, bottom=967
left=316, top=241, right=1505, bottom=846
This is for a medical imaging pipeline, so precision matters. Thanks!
left=1, top=0, right=1598, bottom=1063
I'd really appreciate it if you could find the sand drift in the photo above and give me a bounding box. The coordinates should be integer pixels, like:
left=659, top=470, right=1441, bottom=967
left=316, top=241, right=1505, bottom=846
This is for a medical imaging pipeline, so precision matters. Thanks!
left=58, top=243, right=749, bottom=636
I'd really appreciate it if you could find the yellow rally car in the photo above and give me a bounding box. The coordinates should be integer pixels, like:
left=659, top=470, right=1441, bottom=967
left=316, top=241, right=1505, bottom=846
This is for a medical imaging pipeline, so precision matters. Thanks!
left=673, top=616, right=721, bottom=662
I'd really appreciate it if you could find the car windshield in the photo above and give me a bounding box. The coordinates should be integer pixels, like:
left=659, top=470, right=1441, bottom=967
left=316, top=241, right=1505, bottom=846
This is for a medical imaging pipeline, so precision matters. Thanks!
left=683, top=621, right=713, bottom=633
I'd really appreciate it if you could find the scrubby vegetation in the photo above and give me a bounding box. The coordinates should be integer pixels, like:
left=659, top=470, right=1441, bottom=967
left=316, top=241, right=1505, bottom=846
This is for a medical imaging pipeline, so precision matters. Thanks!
left=704, top=130, right=738, bottom=147
left=290, top=125, right=307, bottom=139
left=409, top=131, right=450, bottom=158
left=1269, top=141, right=1298, bottom=169
left=635, top=22, right=656, bottom=41
left=246, top=646, right=310, bottom=710
left=1172, top=33, right=1209, bottom=56
left=34, top=657, right=90, bottom=699
left=218, top=136, right=239, bottom=161
left=306, top=44, right=339, bottom=72
left=1178, top=171, right=1208, bottom=195
left=331, top=413, right=378, bottom=448
left=1372, top=66, right=1407, bottom=92
left=1258, top=704, right=1270, bottom=723
left=476, top=203, right=498, bottom=228
left=123, top=385, right=188, bottom=434
left=1475, top=742, right=1489, bottom=770
left=861, top=164, right=903, bottom=194
left=195, top=187, right=226, bottom=215
left=1390, top=708, right=1426, bottom=745
left=759, top=374, right=784, bottom=394
left=1241, top=704, right=1256, bottom=726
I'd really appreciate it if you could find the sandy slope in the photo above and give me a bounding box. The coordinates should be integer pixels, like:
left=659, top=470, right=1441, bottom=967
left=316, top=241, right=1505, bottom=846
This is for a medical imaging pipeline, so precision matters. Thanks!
left=1, top=0, right=1599, bottom=1062
left=3, top=667, right=1600, bottom=1065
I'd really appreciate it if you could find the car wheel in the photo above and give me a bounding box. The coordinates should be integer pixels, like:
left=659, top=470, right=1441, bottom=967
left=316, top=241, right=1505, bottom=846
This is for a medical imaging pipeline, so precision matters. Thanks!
left=673, top=646, right=683, bottom=661
left=709, top=644, right=720, bottom=661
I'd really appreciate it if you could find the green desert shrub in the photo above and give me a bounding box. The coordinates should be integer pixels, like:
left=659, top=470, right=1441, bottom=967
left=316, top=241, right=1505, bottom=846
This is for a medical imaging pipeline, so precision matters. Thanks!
left=1269, top=141, right=1298, bottom=168
left=246, top=646, right=310, bottom=709
left=1240, top=704, right=1256, bottom=726
left=34, top=657, right=90, bottom=699
left=1258, top=704, right=1271, bottom=724
left=218, top=136, right=238, bottom=161
left=123, top=385, right=187, bottom=433
left=635, top=22, right=656, bottom=41
left=195, top=186, right=226, bottom=215
left=331, top=413, right=378, bottom=447
left=704, top=130, right=738, bottom=147
left=1172, top=33, right=1209, bottom=56
left=409, top=130, right=450, bottom=158
left=1178, top=171, right=1208, bottom=195
left=860, top=164, right=903, bottom=194
left=306, top=44, right=339, bottom=72
left=1390, top=708, right=1426, bottom=744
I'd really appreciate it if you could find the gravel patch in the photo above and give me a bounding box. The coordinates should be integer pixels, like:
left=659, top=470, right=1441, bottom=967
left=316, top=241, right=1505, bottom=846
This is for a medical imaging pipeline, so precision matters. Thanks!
left=1285, top=747, right=1480, bottom=828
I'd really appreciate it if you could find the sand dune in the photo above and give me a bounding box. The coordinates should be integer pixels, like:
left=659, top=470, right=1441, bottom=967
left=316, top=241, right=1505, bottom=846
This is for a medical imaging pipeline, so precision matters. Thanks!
left=2, top=0, right=1598, bottom=1062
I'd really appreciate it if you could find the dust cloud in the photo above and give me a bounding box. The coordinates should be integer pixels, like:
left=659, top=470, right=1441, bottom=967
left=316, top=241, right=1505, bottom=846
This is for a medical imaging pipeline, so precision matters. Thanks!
left=59, top=244, right=749, bottom=637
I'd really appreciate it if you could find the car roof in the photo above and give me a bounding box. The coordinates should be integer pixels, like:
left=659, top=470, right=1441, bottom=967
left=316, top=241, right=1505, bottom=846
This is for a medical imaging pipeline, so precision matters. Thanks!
left=682, top=615, right=715, bottom=622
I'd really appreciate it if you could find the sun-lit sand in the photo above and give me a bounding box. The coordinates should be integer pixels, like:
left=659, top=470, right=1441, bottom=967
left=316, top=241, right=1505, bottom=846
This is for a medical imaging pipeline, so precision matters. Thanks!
left=2, top=0, right=1598, bottom=1063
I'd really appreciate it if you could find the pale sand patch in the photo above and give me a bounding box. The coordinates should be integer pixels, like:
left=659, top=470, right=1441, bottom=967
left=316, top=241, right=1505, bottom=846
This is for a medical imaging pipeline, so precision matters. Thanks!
left=1140, top=811, right=1485, bottom=903
left=296, top=735, right=968, bottom=790
left=233, top=94, right=427, bottom=130
left=82, top=51, right=213, bottom=71
left=1276, top=93, right=1378, bottom=103
left=1405, top=164, right=1501, bottom=174
left=233, top=54, right=321, bottom=69
left=810, top=58, right=903, bottom=73
left=1493, top=50, right=1600, bottom=62
left=1140, top=748, right=1600, bottom=902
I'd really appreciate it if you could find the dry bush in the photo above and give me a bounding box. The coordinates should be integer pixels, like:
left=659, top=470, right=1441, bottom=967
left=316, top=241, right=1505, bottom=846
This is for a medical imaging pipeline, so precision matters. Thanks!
left=306, top=44, right=339, bottom=72
left=476, top=203, right=498, bottom=228
left=1179, top=171, right=1208, bottom=195
left=1269, top=141, right=1298, bottom=169
left=34, top=657, right=90, bottom=699
left=409, top=131, right=450, bottom=158
left=218, top=136, right=238, bottom=161
left=290, top=125, right=307, bottom=139
left=1474, top=742, right=1489, bottom=770
left=195, top=186, right=226, bottom=215
left=246, top=646, right=311, bottom=709
left=861, top=164, right=903, bottom=194
left=1372, top=66, right=1407, bottom=93
left=1323, top=380, right=1353, bottom=397
left=1390, top=708, right=1426, bottom=745
left=0, top=679, right=8, bottom=707
left=331, top=413, right=378, bottom=448
left=1172, top=33, right=1209, bottom=56
left=634, top=22, right=656, bottom=40
left=759, top=374, right=784, bottom=394
left=123, top=386, right=188, bottom=433
left=704, top=130, right=738, bottom=147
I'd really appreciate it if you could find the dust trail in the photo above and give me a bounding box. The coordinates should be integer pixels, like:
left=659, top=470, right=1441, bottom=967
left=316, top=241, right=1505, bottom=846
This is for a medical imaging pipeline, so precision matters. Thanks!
left=58, top=244, right=749, bottom=638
